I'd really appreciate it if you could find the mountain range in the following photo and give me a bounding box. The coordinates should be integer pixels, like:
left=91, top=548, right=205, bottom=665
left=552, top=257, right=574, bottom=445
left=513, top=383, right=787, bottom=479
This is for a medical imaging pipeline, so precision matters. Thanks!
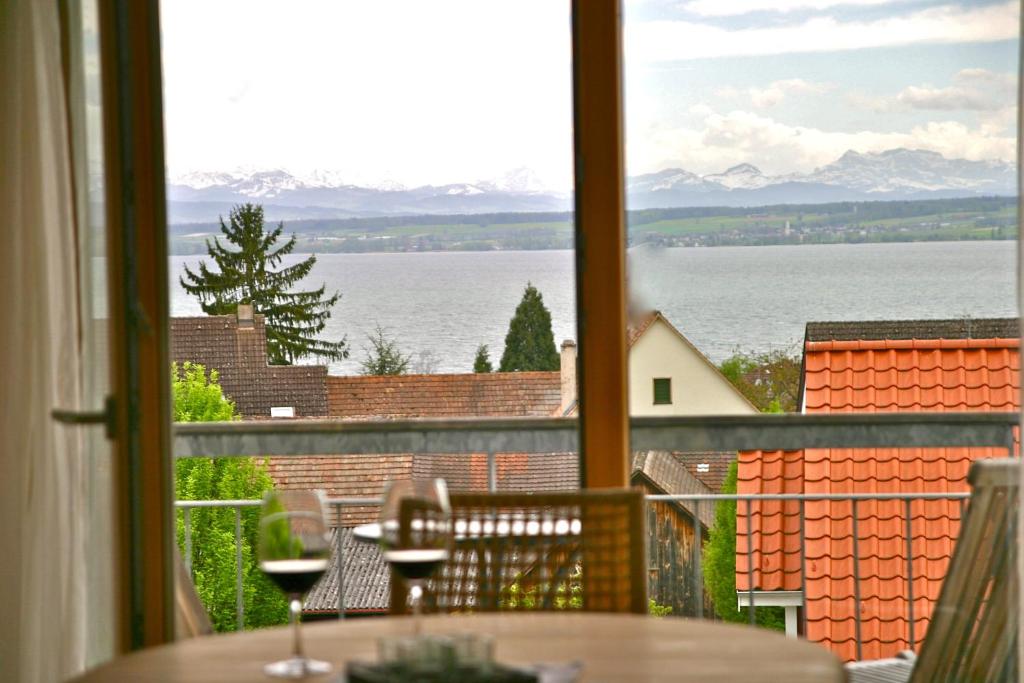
left=167, top=148, right=1014, bottom=224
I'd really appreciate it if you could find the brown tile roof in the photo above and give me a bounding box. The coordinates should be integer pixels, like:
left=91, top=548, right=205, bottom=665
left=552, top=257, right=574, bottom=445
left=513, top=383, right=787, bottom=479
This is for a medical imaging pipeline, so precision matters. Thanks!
left=412, top=453, right=580, bottom=492
left=738, top=324, right=1020, bottom=662
left=671, top=451, right=736, bottom=492
left=170, top=314, right=328, bottom=418
left=265, top=455, right=413, bottom=526
left=327, top=372, right=561, bottom=419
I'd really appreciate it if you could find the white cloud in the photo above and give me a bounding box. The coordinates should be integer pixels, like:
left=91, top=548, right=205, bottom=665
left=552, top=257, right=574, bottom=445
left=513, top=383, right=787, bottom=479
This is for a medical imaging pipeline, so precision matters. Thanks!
left=628, top=2, right=1018, bottom=62
left=628, top=106, right=1015, bottom=176
left=748, top=79, right=833, bottom=108
left=681, top=0, right=892, bottom=17
left=897, top=68, right=1016, bottom=111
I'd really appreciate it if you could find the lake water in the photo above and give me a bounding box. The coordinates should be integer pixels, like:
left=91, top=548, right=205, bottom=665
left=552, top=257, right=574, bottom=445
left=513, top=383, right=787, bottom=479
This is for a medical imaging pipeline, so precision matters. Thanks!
left=169, top=241, right=1018, bottom=375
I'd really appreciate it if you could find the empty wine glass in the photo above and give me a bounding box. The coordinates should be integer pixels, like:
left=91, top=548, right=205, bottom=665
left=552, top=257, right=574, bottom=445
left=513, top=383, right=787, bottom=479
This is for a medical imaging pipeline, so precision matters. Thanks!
left=379, top=479, right=452, bottom=636
left=258, top=490, right=332, bottom=678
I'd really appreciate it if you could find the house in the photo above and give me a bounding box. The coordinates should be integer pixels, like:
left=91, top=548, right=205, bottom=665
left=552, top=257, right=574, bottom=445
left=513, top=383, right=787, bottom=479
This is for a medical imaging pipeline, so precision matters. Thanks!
left=737, top=318, right=1020, bottom=661
left=627, top=311, right=758, bottom=416
left=170, top=306, right=329, bottom=418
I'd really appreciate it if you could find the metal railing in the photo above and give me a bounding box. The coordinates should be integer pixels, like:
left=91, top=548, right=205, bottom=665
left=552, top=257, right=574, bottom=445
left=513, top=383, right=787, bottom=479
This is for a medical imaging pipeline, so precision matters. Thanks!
left=172, top=412, right=1016, bottom=654
left=177, top=489, right=972, bottom=662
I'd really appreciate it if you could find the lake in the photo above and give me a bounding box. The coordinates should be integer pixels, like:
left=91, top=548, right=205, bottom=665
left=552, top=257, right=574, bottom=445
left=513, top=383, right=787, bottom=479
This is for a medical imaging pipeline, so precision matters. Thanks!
left=169, top=241, right=1018, bottom=375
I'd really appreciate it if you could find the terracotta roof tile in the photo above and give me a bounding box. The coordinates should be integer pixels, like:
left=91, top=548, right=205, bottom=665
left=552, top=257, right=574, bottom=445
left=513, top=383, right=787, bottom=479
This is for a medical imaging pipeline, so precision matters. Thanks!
left=739, top=319, right=1019, bottom=662
left=171, top=315, right=328, bottom=418
left=327, top=372, right=561, bottom=419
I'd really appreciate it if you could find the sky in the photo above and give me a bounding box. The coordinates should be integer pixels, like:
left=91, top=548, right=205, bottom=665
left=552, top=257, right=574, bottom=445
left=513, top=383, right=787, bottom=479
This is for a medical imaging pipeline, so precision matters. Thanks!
left=160, top=0, right=1019, bottom=190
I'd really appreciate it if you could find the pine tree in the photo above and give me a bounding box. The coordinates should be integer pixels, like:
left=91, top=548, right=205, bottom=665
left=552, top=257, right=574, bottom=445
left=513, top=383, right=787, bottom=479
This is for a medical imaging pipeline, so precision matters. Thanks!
left=473, top=344, right=493, bottom=373
left=180, top=203, right=347, bottom=365
left=499, top=283, right=559, bottom=372
left=360, top=325, right=411, bottom=375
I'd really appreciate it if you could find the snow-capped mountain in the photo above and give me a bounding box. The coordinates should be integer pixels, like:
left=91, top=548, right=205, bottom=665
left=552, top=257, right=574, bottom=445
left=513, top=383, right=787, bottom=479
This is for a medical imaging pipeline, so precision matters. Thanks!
left=703, top=163, right=771, bottom=190
left=167, top=149, right=1014, bottom=225
left=800, top=149, right=1014, bottom=194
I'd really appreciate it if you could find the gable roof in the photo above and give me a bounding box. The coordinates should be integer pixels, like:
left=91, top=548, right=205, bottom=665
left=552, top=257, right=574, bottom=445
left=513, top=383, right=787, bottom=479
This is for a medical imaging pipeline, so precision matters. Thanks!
left=170, top=314, right=329, bottom=418
left=327, top=372, right=561, bottom=419
left=738, top=319, right=1020, bottom=662
left=628, top=310, right=760, bottom=413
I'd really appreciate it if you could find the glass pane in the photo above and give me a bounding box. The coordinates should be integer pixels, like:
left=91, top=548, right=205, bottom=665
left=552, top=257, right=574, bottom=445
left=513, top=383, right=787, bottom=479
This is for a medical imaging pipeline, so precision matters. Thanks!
left=623, top=0, right=1020, bottom=657
left=65, top=0, right=116, bottom=666
left=160, top=0, right=578, bottom=628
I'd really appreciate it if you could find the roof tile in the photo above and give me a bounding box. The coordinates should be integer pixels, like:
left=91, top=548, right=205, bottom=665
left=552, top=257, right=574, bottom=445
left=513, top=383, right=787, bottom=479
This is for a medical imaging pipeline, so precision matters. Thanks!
left=739, top=319, right=1019, bottom=662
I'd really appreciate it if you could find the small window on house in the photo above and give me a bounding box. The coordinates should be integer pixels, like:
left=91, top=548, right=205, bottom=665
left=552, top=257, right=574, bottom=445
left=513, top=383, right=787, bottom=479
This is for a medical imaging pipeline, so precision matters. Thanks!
left=653, top=378, right=672, bottom=405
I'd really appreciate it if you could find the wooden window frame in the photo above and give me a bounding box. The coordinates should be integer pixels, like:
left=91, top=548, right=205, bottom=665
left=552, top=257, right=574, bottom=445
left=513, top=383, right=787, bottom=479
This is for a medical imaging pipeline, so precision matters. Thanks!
left=99, top=0, right=631, bottom=647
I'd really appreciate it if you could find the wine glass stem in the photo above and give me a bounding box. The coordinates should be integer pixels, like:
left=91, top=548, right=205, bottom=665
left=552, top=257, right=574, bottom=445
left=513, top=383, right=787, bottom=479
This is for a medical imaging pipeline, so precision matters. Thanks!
left=410, top=582, right=423, bottom=637
left=290, top=596, right=304, bottom=662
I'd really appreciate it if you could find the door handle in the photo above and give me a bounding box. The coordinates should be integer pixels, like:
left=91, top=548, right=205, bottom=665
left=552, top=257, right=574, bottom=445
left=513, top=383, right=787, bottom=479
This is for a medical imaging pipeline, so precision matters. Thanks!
left=52, top=395, right=116, bottom=439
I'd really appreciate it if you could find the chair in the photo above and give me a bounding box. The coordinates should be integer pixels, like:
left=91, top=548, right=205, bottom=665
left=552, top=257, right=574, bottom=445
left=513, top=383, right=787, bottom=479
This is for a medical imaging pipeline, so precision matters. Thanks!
left=908, top=458, right=1019, bottom=682
left=847, top=459, right=1018, bottom=683
left=390, top=489, right=647, bottom=615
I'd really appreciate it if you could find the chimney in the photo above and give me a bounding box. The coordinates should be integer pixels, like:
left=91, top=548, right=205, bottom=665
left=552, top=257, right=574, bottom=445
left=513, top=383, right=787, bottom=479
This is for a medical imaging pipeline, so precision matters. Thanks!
left=559, top=340, right=577, bottom=414
left=236, top=304, right=254, bottom=329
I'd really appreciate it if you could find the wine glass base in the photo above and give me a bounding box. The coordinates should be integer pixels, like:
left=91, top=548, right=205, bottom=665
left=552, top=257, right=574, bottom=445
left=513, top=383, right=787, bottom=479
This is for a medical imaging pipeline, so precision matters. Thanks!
left=263, top=656, right=332, bottom=678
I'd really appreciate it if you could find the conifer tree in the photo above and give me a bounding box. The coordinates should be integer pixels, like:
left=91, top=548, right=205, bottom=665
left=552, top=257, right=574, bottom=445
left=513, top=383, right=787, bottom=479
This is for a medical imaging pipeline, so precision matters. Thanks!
left=473, top=344, right=493, bottom=373
left=360, top=325, right=410, bottom=375
left=499, top=283, right=559, bottom=372
left=180, top=203, right=347, bottom=365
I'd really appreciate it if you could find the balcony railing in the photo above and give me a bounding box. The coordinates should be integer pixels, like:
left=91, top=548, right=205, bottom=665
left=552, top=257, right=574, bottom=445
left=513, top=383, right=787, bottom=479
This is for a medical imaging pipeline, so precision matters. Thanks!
left=173, top=412, right=1016, bottom=658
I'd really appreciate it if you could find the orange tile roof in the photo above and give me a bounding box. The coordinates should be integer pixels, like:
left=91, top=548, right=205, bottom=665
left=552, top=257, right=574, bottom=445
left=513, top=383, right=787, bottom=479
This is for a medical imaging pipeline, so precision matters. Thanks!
left=327, top=372, right=561, bottom=419
left=738, top=322, right=1019, bottom=662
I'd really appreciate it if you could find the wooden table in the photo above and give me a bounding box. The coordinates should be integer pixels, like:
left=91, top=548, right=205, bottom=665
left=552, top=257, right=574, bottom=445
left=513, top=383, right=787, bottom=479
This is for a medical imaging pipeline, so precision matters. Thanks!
left=71, top=613, right=844, bottom=682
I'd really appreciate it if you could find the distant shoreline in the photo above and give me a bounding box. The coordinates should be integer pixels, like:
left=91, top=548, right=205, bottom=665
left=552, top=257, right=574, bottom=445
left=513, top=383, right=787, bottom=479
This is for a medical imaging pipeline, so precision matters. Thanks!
left=168, top=195, right=1017, bottom=256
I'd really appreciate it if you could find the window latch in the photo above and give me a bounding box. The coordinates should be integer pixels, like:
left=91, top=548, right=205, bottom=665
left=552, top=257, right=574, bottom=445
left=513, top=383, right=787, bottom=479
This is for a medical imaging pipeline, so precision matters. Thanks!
left=52, top=395, right=116, bottom=439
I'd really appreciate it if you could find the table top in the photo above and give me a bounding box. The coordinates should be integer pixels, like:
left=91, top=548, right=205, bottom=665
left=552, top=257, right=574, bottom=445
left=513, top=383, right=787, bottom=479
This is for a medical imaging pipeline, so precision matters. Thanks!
left=71, top=613, right=844, bottom=682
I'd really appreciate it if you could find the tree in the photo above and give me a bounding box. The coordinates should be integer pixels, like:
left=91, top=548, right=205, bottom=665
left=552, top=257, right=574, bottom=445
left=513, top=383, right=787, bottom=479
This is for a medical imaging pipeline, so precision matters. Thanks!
left=172, top=362, right=288, bottom=631
left=473, top=344, right=493, bottom=373
left=499, top=283, right=558, bottom=372
left=179, top=203, right=347, bottom=365
left=718, top=347, right=801, bottom=413
left=360, top=324, right=411, bottom=375
left=702, top=462, right=784, bottom=630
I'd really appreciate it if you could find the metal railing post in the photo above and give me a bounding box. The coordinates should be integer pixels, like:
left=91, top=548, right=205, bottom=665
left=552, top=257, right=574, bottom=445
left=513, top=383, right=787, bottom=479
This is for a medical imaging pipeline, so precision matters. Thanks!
left=487, top=450, right=497, bottom=492
left=183, top=507, right=192, bottom=575
left=235, top=506, right=244, bottom=631
left=799, top=499, right=808, bottom=638
left=335, top=503, right=345, bottom=620
left=693, top=499, right=703, bottom=619
left=905, top=498, right=915, bottom=650
left=851, top=500, right=862, bottom=661
left=746, top=499, right=755, bottom=625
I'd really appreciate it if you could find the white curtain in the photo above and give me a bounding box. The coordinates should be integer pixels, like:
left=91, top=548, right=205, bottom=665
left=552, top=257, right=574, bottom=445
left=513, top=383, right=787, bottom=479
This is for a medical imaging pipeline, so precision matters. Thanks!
left=0, top=0, right=110, bottom=680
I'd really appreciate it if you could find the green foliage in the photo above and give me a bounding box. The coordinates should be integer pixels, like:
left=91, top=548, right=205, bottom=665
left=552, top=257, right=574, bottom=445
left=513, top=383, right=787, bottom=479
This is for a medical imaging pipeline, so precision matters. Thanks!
left=172, top=362, right=288, bottom=631
left=360, top=324, right=411, bottom=375
left=473, top=344, right=493, bottom=373
left=501, top=567, right=582, bottom=610
left=648, top=600, right=673, bottom=617
left=179, top=203, right=347, bottom=365
left=718, top=348, right=801, bottom=413
left=702, top=462, right=785, bottom=631
left=499, top=283, right=559, bottom=372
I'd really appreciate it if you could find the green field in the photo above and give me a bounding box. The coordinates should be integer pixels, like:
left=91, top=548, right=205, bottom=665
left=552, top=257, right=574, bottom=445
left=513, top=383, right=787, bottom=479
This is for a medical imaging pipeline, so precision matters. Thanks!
left=169, top=196, right=1017, bottom=254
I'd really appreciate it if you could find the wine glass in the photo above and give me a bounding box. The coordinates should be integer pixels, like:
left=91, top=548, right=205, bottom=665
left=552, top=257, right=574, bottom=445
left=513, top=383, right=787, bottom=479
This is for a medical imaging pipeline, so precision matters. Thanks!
left=379, top=479, right=452, bottom=636
left=258, top=490, right=332, bottom=678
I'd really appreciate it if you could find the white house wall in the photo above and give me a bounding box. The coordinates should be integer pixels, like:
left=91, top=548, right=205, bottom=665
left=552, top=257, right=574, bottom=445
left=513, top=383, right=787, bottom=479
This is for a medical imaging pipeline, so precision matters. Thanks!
left=629, top=319, right=757, bottom=416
